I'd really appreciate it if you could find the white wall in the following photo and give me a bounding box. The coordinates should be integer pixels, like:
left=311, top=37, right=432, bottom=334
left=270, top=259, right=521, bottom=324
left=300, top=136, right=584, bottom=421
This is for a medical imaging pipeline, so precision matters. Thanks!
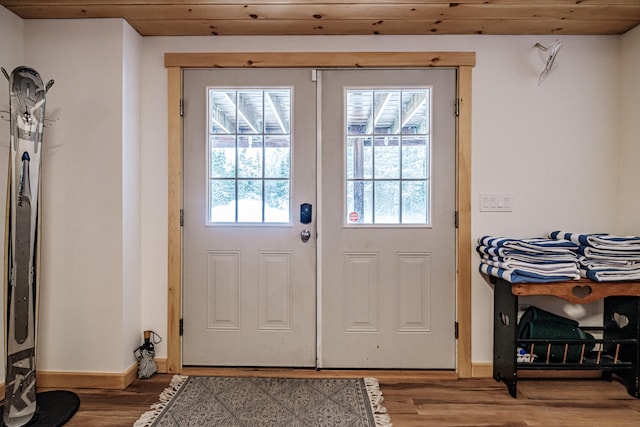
left=121, top=22, right=143, bottom=372
left=1, top=5, right=638, bottom=372
left=24, top=18, right=122, bottom=372
left=620, top=25, right=640, bottom=234
left=140, top=34, right=625, bottom=363
left=0, top=7, right=23, bottom=68
left=18, top=18, right=142, bottom=372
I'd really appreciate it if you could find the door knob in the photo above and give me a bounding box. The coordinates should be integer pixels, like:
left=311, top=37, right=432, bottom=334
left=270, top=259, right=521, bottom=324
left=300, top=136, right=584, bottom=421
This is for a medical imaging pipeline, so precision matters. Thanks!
left=300, top=229, right=311, bottom=242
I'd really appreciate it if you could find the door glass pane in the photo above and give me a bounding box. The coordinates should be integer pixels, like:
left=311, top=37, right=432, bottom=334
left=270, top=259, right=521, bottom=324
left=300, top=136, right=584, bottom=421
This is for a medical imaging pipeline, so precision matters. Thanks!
left=208, top=87, right=292, bottom=224
left=210, top=179, right=236, bottom=222
left=264, top=136, right=290, bottom=178
left=346, top=180, right=373, bottom=224
left=374, top=181, right=400, bottom=224
left=346, top=91, right=373, bottom=135
left=402, top=181, right=428, bottom=224
left=237, top=136, right=263, bottom=178
left=209, top=91, right=237, bottom=133
left=210, top=136, right=236, bottom=178
left=401, top=90, right=429, bottom=134
left=237, top=91, right=263, bottom=134
left=265, top=90, right=290, bottom=134
left=402, top=136, right=428, bottom=179
left=237, top=179, right=263, bottom=222
left=374, top=136, right=400, bottom=179
left=374, top=91, right=400, bottom=135
left=265, top=180, right=290, bottom=222
left=346, top=137, right=373, bottom=180
left=345, top=87, right=431, bottom=225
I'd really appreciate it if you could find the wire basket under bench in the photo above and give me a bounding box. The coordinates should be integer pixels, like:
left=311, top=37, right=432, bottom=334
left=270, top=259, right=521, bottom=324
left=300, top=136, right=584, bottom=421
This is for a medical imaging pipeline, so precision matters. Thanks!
left=492, top=278, right=640, bottom=398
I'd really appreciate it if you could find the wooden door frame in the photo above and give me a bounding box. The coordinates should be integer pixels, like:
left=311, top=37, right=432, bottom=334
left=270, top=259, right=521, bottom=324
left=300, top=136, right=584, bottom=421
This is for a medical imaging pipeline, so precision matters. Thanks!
left=164, top=52, right=475, bottom=377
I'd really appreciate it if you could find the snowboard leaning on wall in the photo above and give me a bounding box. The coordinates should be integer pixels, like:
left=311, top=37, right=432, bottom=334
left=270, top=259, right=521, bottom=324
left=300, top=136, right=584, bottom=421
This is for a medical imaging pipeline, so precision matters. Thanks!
left=2, top=66, right=53, bottom=427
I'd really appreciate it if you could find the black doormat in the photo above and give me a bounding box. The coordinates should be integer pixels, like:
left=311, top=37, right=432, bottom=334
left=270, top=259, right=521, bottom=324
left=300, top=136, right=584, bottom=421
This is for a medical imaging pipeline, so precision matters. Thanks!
left=1, top=390, right=80, bottom=426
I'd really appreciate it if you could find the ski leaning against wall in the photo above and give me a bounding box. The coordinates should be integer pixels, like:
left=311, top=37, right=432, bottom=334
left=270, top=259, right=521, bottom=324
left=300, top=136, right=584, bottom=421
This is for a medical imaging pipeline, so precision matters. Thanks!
left=2, top=66, right=53, bottom=427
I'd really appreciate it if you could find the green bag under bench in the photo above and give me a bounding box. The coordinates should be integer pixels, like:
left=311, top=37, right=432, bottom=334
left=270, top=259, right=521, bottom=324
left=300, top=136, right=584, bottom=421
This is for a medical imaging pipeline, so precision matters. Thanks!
left=518, top=306, right=595, bottom=363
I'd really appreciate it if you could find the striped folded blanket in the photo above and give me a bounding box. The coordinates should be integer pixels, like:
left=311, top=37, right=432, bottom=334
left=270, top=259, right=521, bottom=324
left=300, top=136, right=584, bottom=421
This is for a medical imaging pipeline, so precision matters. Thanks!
left=579, top=257, right=639, bottom=270
left=577, top=245, right=640, bottom=259
left=482, top=257, right=578, bottom=274
left=578, top=256, right=640, bottom=281
left=477, top=246, right=579, bottom=263
left=581, top=268, right=640, bottom=282
left=550, top=231, right=640, bottom=252
left=480, top=263, right=580, bottom=283
left=478, top=236, right=578, bottom=254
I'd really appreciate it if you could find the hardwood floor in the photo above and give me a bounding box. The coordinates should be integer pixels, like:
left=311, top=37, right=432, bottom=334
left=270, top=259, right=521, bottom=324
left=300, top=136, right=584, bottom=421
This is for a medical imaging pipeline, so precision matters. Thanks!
left=38, top=375, right=170, bottom=427
left=35, top=373, right=640, bottom=426
left=383, top=377, right=640, bottom=426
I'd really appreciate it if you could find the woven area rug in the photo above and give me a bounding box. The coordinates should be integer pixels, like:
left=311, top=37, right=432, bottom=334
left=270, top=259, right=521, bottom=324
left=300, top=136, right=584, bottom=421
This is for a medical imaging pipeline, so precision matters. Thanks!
left=134, top=375, right=392, bottom=426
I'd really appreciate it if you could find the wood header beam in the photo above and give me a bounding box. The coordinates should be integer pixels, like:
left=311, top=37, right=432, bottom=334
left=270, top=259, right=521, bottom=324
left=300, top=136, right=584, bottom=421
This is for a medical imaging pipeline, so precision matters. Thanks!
left=164, top=52, right=476, bottom=69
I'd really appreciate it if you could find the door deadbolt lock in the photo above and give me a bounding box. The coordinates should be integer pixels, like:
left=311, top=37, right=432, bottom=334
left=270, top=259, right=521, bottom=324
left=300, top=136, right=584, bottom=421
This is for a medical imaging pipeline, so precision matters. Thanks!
left=300, top=203, right=312, bottom=224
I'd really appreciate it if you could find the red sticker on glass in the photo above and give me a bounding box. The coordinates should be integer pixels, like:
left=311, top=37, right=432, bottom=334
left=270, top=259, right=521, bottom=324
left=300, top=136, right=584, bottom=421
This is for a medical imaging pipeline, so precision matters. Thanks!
left=348, top=212, right=359, bottom=222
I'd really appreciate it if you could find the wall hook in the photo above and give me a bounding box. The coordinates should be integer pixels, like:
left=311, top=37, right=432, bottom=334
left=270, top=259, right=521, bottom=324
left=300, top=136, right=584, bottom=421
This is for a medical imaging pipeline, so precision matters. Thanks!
left=535, top=40, right=562, bottom=85
left=0, top=110, right=58, bottom=127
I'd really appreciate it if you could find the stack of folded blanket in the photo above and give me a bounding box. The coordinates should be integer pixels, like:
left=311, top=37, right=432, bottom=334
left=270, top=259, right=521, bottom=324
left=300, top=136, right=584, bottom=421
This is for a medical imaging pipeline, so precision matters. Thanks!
left=477, top=236, right=580, bottom=283
left=550, top=231, right=640, bottom=282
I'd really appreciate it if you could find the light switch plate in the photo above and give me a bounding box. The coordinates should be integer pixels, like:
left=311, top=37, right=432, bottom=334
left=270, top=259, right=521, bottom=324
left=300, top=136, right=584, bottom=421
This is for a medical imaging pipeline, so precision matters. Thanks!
left=479, top=193, right=513, bottom=212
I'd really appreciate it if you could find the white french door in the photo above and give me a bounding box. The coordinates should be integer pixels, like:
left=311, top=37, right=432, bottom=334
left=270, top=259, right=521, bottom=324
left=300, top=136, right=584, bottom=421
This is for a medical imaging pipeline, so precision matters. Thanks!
left=319, top=69, right=457, bottom=369
left=182, top=68, right=317, bottom=366
left=182, top=67, right=457, bottom=369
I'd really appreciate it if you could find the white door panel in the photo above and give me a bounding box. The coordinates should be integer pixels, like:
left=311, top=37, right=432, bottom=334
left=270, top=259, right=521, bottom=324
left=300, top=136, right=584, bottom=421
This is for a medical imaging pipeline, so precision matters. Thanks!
left=182, top=68, right=316, bottom=366
left=319, top=69, right=457, bottom=369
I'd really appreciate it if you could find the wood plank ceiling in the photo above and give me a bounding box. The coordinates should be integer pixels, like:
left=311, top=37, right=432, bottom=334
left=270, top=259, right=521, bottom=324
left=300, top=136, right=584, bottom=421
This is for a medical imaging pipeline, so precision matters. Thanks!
left=1, top=1, right=639, bottom=37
